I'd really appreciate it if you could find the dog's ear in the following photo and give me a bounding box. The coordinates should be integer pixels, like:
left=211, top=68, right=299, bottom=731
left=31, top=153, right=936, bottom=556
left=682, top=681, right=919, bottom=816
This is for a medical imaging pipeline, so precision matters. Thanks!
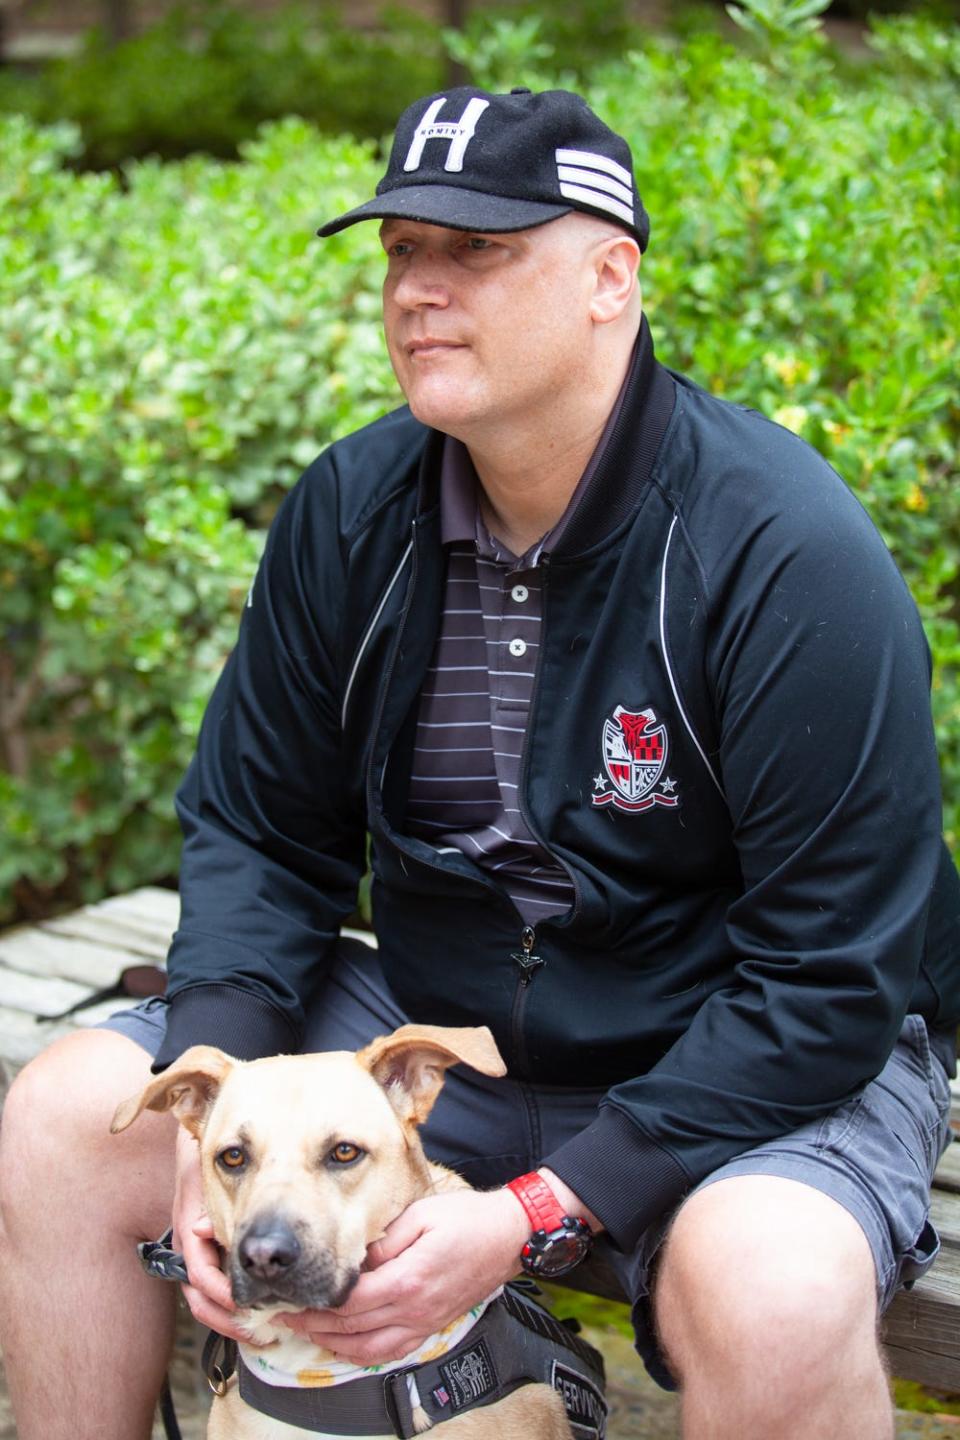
left=110, top=1045, right=235, bottom=1140
left=358, top=1024, right=506, bottom=1126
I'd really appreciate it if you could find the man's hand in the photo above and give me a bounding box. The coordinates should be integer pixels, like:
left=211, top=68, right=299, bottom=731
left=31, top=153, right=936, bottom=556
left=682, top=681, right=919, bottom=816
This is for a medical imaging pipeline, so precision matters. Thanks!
left=281, top=1187, right=531, bottom=1366
left=172, top=1129, right=251, bottom=1343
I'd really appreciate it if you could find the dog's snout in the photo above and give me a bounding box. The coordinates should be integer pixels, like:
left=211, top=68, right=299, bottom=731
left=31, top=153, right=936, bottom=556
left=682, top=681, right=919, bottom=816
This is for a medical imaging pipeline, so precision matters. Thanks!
left=238, top=1217, right=301, bottom=1279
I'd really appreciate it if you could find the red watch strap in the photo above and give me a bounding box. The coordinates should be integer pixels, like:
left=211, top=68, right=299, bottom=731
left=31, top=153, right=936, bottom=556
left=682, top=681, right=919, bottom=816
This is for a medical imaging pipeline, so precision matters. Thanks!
left=506, top=1171, right=569, bottom=1232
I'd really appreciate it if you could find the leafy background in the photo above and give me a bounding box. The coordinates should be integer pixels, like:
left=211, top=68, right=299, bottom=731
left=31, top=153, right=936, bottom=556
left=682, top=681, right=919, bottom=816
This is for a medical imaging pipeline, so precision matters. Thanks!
left=1, top=1, right=958, bottom=925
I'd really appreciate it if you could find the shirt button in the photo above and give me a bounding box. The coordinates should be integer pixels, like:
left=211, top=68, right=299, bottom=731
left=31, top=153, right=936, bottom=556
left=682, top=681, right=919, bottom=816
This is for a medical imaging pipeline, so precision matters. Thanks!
left=511, top=584, right=529, bottom=603
left=508, top=638, right=527, bottom=658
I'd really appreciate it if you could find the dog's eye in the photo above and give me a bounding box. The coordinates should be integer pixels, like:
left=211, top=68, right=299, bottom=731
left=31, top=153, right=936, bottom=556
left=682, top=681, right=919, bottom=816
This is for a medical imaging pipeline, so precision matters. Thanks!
left=329, top=1142, right=364, bottom=1166
left=217, top=1146, right=247, bottom=1170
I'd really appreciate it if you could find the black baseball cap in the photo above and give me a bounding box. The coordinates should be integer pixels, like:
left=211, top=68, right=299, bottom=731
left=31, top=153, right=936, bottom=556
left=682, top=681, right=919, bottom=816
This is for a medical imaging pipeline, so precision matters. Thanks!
left=317, top=86, right=650, bottom=252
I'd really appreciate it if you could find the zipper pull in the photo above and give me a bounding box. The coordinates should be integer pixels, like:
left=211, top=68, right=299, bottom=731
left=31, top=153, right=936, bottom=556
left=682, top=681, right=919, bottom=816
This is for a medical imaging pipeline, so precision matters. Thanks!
left=510, top=926, right=544, bottom=986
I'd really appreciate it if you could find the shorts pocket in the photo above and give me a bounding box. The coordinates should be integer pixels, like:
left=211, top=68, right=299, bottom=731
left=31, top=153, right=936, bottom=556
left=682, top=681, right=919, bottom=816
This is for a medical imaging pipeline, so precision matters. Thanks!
left=904, top=1013, right=953, bottom=1119
left=888, top=1016, right=953, bottom=1175
left=814, top=1093, right=865, bottom=1154
left=895, top=1218, right=941, bottom=1295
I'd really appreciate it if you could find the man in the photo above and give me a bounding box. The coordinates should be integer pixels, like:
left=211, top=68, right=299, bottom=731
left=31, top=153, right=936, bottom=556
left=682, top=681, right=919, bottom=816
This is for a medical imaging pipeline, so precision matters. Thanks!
left=2, top=86, right=958, bottom=1440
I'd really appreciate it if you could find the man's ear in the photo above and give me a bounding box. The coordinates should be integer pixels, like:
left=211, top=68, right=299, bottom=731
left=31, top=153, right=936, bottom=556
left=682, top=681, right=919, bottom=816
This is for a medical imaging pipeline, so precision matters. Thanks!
left=357, top=1023, right=506, bottom=1127
left=589, top=234, right=641, bottom=325
left=110, top=1045, right=235, bottom=1140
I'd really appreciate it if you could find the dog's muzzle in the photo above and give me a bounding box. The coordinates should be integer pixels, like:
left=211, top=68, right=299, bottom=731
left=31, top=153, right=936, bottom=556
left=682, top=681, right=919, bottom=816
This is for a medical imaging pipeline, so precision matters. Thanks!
left=238, top=1216, right=301, bottom=1279
left=230, top=1216, right=358, bottom=1310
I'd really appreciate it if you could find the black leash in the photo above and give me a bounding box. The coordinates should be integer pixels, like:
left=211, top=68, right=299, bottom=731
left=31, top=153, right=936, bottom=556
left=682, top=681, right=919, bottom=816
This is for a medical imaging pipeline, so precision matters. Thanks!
left=138, top=1229, right=187, bottom=1440
left=138, top=1229, right=188, bottom=1284
left=158, top=1378, right=182, bottom=1440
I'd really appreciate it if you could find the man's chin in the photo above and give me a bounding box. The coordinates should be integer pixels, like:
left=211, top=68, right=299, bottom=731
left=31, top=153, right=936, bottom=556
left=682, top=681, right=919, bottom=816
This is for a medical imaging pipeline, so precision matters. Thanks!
left=404, top=388, right=485, bottom=439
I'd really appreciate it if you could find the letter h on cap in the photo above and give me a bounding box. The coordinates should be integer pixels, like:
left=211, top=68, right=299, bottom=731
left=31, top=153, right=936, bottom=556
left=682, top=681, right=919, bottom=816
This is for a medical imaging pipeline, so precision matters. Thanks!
left=403, top=96, right=491, bottom=174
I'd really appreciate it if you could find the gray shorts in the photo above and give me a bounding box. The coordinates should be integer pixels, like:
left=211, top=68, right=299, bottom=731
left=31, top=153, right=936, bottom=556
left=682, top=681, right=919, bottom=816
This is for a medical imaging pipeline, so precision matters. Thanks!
left=101, top=939, right=954, bottom=1390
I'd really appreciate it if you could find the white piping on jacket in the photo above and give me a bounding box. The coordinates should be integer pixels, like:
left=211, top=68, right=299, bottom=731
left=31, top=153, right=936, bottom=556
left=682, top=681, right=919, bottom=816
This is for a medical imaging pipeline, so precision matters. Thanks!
left=341, top=539, right=414, bottom=730
left=659, top=514, right=725, bottom=798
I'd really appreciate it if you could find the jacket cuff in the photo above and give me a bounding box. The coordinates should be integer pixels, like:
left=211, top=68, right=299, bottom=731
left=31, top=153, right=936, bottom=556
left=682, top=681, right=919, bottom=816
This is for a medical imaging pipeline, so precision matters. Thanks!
left=151, top=983, right=300, bottom=1073
left=542, top=1104, right=691, bottom=1252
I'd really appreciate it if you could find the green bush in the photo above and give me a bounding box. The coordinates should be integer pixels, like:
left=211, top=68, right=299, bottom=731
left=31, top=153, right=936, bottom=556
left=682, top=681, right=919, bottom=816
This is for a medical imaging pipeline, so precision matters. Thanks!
left=0, top=0, right=644, bottom=170
left=1, top=0, right=952, bottom=173
left=0, top=1, right=446, bottom=169
left=1, top=3, right=957, bottom=922
left=0, top=115, right=394, bottom=917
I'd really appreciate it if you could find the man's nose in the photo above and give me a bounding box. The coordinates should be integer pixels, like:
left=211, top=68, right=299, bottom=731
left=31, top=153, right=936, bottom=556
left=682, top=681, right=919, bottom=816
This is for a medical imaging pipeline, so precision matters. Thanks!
left=390, top=251, right=451, bottom=310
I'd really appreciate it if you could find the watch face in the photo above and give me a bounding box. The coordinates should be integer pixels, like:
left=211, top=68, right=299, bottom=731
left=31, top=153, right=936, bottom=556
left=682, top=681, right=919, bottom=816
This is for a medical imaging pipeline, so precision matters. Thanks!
left=522, top=1220, right=592, bottom=1278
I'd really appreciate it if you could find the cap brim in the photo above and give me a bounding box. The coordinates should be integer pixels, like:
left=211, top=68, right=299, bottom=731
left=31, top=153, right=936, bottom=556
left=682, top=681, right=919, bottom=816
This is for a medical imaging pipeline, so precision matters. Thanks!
left=317, top=184, right=571, bottom=238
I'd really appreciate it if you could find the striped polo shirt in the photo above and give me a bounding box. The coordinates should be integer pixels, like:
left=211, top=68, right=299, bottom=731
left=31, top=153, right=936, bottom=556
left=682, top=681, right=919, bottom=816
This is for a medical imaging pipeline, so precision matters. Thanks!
left=404, top=375, right=629, bottom=924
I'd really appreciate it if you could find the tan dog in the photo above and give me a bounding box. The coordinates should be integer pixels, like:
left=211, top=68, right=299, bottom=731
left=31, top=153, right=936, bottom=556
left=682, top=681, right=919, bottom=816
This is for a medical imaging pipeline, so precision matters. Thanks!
left=112, top=1024, right=572, bottom=1440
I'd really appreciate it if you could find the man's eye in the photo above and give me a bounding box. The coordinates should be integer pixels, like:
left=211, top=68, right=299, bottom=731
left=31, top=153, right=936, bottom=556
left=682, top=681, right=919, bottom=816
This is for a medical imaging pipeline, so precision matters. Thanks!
left=329, top=1142, right=364, bottom=1166
left=466, top=236, right=492, bottom=250
left=217, top=1146, right=247, bottom=1170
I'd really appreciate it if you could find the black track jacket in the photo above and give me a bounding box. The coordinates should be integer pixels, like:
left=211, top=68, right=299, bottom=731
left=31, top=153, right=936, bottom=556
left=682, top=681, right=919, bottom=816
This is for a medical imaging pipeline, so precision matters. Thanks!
left=158, top=319, right=960, bottom=1249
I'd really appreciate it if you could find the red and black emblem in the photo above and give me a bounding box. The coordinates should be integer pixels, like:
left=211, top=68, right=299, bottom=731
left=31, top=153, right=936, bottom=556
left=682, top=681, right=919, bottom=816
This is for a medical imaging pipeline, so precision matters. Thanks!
left=592, top=705, right=679, bottom=814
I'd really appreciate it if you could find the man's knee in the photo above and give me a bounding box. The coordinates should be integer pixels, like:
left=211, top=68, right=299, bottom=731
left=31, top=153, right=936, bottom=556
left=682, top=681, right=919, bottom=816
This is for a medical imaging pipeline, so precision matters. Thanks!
left=655, top=1175, right=881, bottom=1387
left=0, top=1029, right=177, bottom=1241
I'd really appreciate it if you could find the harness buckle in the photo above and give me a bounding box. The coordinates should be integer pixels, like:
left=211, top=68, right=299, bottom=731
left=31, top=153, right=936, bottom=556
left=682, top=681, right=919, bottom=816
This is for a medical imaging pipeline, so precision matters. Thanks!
left=382, top=1366, right=417, bottom=1439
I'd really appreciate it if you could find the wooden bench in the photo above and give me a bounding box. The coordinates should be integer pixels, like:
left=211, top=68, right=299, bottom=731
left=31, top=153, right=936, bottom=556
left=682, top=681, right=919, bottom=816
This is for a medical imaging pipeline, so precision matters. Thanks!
left=2, top=887, right=960, bottom=1396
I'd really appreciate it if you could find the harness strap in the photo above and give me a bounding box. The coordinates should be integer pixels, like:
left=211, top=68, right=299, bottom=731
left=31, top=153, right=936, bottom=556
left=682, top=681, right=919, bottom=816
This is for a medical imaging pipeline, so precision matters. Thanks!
left=237, top=1286, right=607, bottom=1440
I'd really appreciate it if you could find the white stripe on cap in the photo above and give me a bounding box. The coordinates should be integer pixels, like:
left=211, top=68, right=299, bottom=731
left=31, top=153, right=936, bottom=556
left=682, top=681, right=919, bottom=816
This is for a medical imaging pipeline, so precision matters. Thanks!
left=554, top=147, right=635, bottom=227
left=557, top=164, right=634, bottom=208
left=557, top=181, right=635, bottom=227
left=555, top=147, right=633, bottom=189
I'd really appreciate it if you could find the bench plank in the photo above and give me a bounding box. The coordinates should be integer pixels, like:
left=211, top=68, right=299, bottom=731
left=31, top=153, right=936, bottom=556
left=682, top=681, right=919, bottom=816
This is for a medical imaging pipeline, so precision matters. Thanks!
left=0, top=966, right=92, bottom=1017
left=0, top=928, right=137, bottom=989
left=0, top=1005, right=77, bottom=1067
left=36, top=886, right=178, bottom=948
left=929, top=1187, right=960, bottom=1247
left=933, top=1142, right=960, bottom=1195
left=37, top=912, right=172, bottom=958
left=92, top=888, right=181, bottom=928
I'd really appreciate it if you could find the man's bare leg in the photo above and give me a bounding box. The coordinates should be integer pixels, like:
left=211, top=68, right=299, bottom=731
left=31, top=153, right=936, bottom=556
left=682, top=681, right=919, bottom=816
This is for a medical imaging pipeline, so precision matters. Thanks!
left=655, top=1175, right=893, bottom=1440
left=0, top=1028, right=179, bottom=1440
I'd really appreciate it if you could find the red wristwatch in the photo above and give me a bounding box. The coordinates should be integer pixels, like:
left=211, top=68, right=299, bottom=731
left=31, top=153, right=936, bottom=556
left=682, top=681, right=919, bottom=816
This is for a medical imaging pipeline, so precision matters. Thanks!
left=506, top=1172, right=593, bottom=1278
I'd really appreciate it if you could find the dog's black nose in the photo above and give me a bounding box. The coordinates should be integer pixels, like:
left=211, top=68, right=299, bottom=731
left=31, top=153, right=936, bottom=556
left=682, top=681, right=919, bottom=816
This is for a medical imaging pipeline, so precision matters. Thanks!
left=238, top=1219, right=301, bottom=1279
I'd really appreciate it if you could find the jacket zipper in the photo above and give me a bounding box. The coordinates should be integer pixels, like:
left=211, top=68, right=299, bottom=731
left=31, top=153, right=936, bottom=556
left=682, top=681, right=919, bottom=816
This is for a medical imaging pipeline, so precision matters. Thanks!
left=509, top=925, right=545, bottom=1071
left=366, top=537, right=582, bottom=1074
left=504, top=555, right=582, bottom=1073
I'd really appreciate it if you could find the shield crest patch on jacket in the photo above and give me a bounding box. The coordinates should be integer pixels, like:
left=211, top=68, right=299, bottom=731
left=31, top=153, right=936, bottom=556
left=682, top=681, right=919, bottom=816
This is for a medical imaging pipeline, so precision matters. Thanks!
left=592, top=705, right=680, bottom=813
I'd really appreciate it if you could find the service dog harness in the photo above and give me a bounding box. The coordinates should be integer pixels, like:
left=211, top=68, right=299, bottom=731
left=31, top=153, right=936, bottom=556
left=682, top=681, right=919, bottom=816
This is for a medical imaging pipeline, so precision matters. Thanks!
left=140, top=1234, right=607, bottom=1439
